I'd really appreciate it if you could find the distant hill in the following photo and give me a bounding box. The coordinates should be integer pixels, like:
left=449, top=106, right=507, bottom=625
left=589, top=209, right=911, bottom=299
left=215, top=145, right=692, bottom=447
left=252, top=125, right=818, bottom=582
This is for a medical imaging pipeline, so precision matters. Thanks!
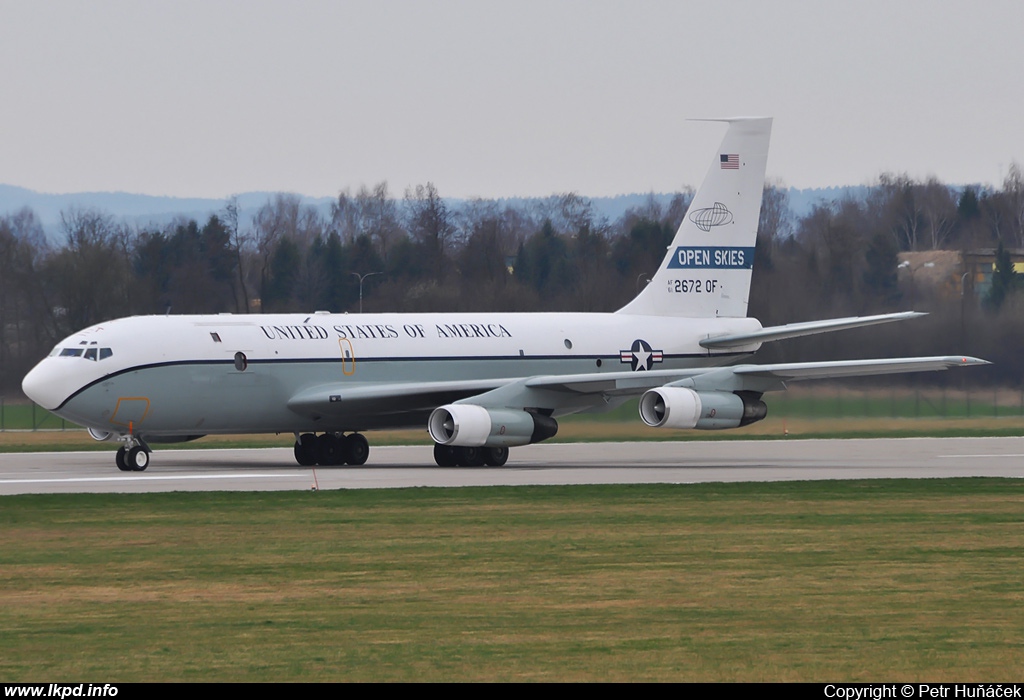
left=0, top=184, right=338, bottom=242
left=0, top=183, right=874, bottom=244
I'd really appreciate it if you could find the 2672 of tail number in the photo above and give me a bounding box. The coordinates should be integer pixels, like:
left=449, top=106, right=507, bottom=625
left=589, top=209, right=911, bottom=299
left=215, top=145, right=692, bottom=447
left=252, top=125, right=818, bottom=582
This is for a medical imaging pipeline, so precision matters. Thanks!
left=668, top=279, right=718, bottom=293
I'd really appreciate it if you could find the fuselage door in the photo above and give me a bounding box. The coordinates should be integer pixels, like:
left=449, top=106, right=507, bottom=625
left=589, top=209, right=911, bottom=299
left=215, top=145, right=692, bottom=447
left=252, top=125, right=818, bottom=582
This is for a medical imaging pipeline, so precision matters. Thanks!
left=338, top=338, right=356, bottom=376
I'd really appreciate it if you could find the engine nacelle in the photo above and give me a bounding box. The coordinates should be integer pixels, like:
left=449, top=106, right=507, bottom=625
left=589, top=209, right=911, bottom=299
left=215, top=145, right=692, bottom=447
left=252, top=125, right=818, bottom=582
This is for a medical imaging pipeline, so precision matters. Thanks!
left=428, top=405, right=558, bottom=447
left=639, top=388, right=767, bottom=430
left=87, top=428, right=114, bottom=442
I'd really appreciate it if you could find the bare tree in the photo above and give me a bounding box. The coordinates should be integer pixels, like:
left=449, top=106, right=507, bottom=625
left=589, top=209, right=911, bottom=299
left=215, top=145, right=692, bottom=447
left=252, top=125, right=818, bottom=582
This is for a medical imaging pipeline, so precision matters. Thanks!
left=1002, top=162, right=1024, bottom=247
left=405, top=182, right=453, bottom=259
left=223, top=196, right=251, bottom=313
left=758, top=179, right=792, bottom=249
left=329, top=189, right=363, bottom=243
left=918, top=178, right=958, bottom=249
left=356, top=182, right=402, bottom=261
left=871, top=173, right=924, bottom=251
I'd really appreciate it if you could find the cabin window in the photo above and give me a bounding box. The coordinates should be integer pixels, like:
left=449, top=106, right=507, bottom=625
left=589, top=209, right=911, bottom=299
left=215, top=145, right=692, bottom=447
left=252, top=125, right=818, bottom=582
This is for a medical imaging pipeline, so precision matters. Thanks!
left=234, top=352, right=248, bottom=372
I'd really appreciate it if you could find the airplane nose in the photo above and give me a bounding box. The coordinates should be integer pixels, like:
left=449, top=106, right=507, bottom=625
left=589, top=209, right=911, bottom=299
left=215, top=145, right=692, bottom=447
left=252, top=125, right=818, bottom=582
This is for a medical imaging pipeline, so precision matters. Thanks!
left=22, top=361, right=68, bottom=411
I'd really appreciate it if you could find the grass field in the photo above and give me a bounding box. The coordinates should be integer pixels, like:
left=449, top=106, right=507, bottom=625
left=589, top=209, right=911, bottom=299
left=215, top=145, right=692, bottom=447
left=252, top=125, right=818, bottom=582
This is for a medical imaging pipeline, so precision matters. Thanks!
left=2, top=480, right=1023, bottom=681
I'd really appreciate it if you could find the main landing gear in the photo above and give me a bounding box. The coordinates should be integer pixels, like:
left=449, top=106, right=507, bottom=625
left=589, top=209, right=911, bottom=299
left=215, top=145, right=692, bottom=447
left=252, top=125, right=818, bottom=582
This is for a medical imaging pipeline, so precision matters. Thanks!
left=115, top=438, right=151, bottom=472
left=293, top=432, right=370, bottom=467
left=433, top=444, right=509, bottom=467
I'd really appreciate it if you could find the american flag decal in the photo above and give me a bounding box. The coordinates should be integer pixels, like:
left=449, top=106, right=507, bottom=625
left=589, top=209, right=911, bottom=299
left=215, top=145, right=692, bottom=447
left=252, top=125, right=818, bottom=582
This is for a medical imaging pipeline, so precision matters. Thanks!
left=720, top=154, right=739, bottom=169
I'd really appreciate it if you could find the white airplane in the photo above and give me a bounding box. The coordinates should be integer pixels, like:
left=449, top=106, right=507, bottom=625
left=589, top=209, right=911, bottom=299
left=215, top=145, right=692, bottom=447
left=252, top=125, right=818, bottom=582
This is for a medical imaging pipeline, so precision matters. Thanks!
left=22, top=118, right=987, bottom=472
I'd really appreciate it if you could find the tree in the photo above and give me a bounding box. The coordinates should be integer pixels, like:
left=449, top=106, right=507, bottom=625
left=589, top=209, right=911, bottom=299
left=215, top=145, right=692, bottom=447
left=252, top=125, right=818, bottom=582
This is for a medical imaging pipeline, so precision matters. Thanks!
left=0, top=209, right=52, bottom=389
left=985, top=241, right=1017, bottom=312
left=357, top=182, right=401, bottom=261
left=405, top=182, right=452, bottom=260
left=1004, top=162, right=1024, bottom=247
left=223, top=196, right=252, bottom=312
left=871, top=173, right=923, bottom=251
left=862, top=232, right=901, bottom=308
left=758, top=180, right=791, bottom=245
left=262, top=237, right=302, bottom=311
left=48, top=208, right=134, bottom=333
left=918, top=178, right=957, bottom=249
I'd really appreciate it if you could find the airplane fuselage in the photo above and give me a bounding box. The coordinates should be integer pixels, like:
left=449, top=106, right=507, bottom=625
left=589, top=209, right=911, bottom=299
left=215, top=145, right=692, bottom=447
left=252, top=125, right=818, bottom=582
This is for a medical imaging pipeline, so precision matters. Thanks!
left=24, top=311, right=762, bottom=437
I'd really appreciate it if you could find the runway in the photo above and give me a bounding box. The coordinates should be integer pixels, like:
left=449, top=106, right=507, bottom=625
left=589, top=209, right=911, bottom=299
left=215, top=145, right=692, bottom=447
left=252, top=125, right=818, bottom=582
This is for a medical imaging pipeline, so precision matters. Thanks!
left=0, top=437, right=1021, bottom=495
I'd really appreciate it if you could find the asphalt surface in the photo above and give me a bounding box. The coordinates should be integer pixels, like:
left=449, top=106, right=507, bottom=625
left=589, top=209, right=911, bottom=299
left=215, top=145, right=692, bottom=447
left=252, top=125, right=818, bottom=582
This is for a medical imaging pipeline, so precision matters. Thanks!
left=0, top=437, right=1021, bottom=494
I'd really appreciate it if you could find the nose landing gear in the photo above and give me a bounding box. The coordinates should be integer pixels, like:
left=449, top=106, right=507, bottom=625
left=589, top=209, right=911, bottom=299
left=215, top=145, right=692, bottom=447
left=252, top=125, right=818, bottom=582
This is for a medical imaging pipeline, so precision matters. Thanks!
left=115, top=438, right=151, bottom=472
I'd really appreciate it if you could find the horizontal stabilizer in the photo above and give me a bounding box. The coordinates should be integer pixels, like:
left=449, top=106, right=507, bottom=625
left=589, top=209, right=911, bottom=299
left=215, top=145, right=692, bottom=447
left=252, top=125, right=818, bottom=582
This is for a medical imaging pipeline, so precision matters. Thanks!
left=699, top=311, right=926, bottom=349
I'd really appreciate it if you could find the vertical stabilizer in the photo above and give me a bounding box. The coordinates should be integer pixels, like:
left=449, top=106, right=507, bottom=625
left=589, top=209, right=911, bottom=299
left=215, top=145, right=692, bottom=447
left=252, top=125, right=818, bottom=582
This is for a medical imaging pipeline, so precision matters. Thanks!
left=616, top=117, right=772, bottom=318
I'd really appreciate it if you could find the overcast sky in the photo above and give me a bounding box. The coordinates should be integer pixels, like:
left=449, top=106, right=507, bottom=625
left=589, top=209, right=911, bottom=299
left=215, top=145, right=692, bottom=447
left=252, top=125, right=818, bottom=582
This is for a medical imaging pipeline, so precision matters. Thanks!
left=3, top=0, right=1023, bottom=200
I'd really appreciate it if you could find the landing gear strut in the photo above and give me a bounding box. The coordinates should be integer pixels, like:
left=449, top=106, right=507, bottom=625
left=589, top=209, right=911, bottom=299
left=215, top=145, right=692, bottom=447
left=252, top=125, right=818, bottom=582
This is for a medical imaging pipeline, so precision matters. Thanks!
left=293, top=432, right=370, bottom=467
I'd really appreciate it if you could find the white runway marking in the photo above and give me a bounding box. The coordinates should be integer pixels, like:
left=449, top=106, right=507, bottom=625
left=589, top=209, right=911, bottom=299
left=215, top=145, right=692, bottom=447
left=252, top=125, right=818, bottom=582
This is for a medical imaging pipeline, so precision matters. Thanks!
left=0, top=473, right=297, bottom=485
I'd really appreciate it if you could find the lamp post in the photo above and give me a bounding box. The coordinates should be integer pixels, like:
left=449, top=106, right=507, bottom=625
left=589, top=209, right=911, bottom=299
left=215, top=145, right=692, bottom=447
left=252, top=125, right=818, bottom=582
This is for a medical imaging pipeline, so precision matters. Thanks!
left=351, top=271, right=382, bottom=313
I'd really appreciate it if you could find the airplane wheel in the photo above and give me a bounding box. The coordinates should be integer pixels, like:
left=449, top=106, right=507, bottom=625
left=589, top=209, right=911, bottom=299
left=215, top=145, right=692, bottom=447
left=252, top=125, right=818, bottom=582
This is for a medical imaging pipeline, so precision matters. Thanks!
left=128, top=446, right=149, bottom=472
left=483, top=446, right=509, bottom=467
left=433, top=444, right=457, bottom=467
left=343, top=433, right=369, bottom=466
left=115, top=447, right=131, bottom=472
left=456, top=446, right=485, bottom=467
left=316, top=433, right=343, bottom=466
left=294, top=434, right=317, bottom=466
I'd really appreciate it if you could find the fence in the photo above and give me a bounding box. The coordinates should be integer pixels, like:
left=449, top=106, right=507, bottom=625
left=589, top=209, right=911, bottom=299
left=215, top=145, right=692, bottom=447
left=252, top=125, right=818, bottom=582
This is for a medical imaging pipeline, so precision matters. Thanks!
left=0, top=398, right=78, bottom=431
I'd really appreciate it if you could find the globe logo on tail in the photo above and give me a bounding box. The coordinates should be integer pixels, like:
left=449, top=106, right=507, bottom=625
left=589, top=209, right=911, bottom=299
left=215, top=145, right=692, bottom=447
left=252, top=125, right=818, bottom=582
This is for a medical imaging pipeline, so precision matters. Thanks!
left=688, top=202, right=734, bottom=232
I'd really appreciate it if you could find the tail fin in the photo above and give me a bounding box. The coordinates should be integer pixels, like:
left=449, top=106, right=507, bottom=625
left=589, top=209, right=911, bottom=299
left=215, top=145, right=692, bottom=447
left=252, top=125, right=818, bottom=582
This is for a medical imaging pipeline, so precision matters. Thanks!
left=616, top=117, right=772, bottom=318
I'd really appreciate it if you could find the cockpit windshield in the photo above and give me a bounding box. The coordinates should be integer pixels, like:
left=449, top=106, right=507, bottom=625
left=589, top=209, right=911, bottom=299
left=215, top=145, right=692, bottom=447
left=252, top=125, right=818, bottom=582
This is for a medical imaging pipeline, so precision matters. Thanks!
left=55, top=342, right=113, bottom=361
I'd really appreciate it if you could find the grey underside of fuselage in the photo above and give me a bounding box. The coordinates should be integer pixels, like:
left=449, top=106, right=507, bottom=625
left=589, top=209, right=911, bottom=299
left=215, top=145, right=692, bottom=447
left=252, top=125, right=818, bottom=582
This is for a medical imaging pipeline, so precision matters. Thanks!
left=55, top=354, right=742, bottom=436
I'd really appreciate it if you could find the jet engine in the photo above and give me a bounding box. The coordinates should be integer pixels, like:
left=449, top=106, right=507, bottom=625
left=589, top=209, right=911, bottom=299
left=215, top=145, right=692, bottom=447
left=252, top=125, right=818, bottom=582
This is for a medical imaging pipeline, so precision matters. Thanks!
left=639, top=388, right=767, bottom=430
left=87, top=428, right=114, bottom=442
left=428, top=405, right=558, bottom=447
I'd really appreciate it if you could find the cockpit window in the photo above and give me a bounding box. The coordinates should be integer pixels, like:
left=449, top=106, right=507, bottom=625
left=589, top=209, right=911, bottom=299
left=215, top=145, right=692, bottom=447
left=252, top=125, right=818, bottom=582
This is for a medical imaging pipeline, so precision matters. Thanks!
left=57, top=347, right=113, bottom=360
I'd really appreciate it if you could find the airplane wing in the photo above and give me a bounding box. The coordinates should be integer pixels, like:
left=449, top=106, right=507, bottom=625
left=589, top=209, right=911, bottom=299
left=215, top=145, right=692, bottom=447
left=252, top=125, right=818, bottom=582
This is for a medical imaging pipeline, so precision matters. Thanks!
left=519, top=355, right=988, bottom=399
left=287, top=355, right=988, bottom=422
